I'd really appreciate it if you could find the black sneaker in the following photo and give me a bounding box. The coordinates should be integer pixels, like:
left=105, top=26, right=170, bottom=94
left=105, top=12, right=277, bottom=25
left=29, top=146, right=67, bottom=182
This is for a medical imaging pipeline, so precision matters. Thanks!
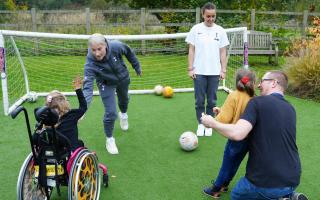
left=291, top=193, right=309, bottom=200
left=203, top=185, right=221, bottom=199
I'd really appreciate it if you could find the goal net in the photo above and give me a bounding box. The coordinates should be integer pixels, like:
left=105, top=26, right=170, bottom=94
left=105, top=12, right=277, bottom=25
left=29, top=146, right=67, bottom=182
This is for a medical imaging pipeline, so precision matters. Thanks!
left=0, top=27, right=248, bottom=115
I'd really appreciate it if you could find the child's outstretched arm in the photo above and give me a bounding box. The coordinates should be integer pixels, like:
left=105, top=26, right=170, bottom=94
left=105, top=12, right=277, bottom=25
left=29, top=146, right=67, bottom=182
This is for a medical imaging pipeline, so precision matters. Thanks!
left=73, top=76, right=87, bottom=114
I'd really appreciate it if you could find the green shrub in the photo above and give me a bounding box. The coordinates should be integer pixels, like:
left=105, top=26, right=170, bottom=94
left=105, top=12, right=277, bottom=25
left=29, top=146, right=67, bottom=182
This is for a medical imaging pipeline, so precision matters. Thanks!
left=285, top=17, right=320, bottom=101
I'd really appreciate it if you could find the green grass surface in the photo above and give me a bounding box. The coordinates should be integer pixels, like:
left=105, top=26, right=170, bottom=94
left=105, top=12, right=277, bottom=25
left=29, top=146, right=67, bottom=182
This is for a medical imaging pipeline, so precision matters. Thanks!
left=0, top=92, right=319, bottom=199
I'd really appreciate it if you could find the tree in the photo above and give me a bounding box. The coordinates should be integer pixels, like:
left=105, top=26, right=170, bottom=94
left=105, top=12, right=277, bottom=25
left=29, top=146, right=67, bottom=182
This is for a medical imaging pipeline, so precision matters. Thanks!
left=90, top=0, right=107, bottom=9
left=0, top=0, right=28, bottom=10
left=129, top=0, right=209, bottom=33
left=129, top=0, right=207, bottom=9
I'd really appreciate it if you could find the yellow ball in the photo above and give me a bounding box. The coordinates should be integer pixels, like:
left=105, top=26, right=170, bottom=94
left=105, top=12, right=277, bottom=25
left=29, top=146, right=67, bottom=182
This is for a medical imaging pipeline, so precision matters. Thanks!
left=163, top=86, right=174, bottom=98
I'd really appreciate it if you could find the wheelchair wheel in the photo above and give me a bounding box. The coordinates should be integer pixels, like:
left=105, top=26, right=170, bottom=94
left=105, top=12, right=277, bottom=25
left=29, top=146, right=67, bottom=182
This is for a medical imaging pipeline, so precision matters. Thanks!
left=17, top=153, right=51, bottom=200
left=68, top=149, right=101, bottom=200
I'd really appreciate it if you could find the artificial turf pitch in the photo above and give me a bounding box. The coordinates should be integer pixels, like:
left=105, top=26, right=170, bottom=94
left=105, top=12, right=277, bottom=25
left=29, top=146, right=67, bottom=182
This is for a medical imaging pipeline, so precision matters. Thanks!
left=0, top=92, right=319, bottom=199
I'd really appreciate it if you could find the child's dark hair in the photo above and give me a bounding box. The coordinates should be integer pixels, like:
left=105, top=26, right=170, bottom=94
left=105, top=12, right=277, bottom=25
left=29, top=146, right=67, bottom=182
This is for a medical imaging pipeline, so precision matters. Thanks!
left=235, top=69, right=256, bottom=97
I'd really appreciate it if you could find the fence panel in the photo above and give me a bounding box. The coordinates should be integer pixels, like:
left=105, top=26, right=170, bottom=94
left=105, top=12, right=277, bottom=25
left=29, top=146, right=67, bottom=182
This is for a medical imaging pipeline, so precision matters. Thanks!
left=1, top=8, right=319, bottom=36
left=1, top=8, right=320, bottom=55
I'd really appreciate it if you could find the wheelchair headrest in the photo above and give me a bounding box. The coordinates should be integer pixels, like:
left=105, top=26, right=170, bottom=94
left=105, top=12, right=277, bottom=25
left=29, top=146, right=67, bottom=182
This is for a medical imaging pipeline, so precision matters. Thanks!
left=35, top=106, right=59, bottom=126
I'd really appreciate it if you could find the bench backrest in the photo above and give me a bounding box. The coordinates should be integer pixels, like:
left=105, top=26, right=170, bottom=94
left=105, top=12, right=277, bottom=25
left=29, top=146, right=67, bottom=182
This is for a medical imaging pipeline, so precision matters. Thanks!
left=228, top=31, right=273, bottom=50
left=248, top=31, right=273, bottom=49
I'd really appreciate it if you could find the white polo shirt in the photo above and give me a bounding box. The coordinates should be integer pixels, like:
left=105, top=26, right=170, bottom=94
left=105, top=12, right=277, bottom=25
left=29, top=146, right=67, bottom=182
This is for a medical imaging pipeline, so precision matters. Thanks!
left=185, top=22, right=229, bottom=75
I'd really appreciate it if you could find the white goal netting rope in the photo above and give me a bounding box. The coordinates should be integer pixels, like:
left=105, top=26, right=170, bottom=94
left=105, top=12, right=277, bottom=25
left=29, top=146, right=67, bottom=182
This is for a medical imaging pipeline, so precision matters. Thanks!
left=0, top=27, right=247, bottom=115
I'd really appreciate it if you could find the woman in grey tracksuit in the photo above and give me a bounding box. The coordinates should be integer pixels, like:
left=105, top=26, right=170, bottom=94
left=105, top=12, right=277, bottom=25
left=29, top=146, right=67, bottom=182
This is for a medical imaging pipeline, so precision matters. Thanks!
left=83, top=33, right=142, bottom=154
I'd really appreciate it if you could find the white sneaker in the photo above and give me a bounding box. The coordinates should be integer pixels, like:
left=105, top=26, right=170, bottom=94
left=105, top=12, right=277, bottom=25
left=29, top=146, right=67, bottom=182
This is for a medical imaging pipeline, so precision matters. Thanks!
left=205, top=127, right=212, bottom=136
left=196, top=124, right=205, bottom=136
left=106, top=137, right=119, bottom=154
left=119, top=112, right=129, bottom=131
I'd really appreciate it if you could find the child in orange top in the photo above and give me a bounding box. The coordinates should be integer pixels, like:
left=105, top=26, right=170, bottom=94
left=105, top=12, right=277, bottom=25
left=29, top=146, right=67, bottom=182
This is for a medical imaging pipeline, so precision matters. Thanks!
left=203, top=69, right=256, bottom=198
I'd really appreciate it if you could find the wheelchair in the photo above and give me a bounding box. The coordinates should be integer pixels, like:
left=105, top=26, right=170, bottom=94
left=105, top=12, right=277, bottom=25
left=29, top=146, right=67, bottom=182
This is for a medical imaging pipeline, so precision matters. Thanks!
left=12, top=106, right=109, bottom=200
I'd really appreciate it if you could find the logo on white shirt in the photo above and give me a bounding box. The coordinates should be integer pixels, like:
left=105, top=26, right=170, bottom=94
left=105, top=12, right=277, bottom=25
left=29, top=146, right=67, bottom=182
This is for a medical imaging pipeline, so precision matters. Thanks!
left=214, top=33, right=219, bottom=41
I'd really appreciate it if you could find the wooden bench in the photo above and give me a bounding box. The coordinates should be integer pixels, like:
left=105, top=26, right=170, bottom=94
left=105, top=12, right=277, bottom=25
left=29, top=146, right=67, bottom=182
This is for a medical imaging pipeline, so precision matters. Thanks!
left=228, top=31, right=279, bottom=65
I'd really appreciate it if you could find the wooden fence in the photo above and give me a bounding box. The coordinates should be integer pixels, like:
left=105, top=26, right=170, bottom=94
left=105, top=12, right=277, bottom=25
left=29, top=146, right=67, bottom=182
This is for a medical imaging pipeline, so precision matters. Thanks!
left=0, top=8, right=319, bottom=37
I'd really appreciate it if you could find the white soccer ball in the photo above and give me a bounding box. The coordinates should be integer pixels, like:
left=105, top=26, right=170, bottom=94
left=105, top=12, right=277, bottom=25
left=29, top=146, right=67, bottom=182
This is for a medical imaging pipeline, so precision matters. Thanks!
left=28, top=91, right=38, bottom=102
left=154, top=85, right=164, bottom=95
left=179, top=131, right=198, bottom=151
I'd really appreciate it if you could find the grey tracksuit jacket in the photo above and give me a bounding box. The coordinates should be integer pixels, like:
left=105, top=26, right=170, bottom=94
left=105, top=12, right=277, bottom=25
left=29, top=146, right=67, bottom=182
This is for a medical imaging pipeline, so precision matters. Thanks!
left=83, top=40, right=141, bottom=105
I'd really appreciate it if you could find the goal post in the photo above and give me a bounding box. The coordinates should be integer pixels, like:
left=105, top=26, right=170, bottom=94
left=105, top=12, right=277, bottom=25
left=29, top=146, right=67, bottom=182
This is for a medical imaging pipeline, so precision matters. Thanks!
left=0, top=34, right=10, bottom=115
left=0, top=27, right=248, bottom=115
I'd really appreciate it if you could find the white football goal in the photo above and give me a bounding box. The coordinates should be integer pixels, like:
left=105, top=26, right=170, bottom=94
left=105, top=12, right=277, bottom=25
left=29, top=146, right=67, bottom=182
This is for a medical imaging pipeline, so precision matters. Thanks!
left=0, top=27, right=248, bottom=115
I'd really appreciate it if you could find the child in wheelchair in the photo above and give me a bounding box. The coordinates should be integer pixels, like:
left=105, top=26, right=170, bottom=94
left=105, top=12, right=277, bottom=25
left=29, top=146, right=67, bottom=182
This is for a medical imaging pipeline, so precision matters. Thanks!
left=16, top=77, right=108, bottom=200
left=33, top=76, right=86, bottom=152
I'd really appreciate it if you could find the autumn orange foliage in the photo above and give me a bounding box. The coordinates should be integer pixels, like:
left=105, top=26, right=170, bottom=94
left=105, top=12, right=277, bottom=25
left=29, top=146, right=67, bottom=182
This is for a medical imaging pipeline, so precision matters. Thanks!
left=285, top=17, right=320, bottom=101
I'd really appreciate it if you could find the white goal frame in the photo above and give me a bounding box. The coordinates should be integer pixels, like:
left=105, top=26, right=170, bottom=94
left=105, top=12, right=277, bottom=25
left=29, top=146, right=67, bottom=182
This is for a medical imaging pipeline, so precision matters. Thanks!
left=0, top=27, right=248, bottom=115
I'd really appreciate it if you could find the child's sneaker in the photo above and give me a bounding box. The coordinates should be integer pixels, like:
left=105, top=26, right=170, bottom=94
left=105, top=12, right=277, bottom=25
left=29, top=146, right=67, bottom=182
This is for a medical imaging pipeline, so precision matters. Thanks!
left=203, top=185, right=221, bottom=199
left=220, top=185, right=228, bottom=193
left=196, top=124, right=205, bottom=136
left=118, top=112, right=129, bottom=131
left=106, top=137, right=119, bottom=154
left=291, top=193, right=309, bottom=200
left=220, top=181, right=229, bottom=193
